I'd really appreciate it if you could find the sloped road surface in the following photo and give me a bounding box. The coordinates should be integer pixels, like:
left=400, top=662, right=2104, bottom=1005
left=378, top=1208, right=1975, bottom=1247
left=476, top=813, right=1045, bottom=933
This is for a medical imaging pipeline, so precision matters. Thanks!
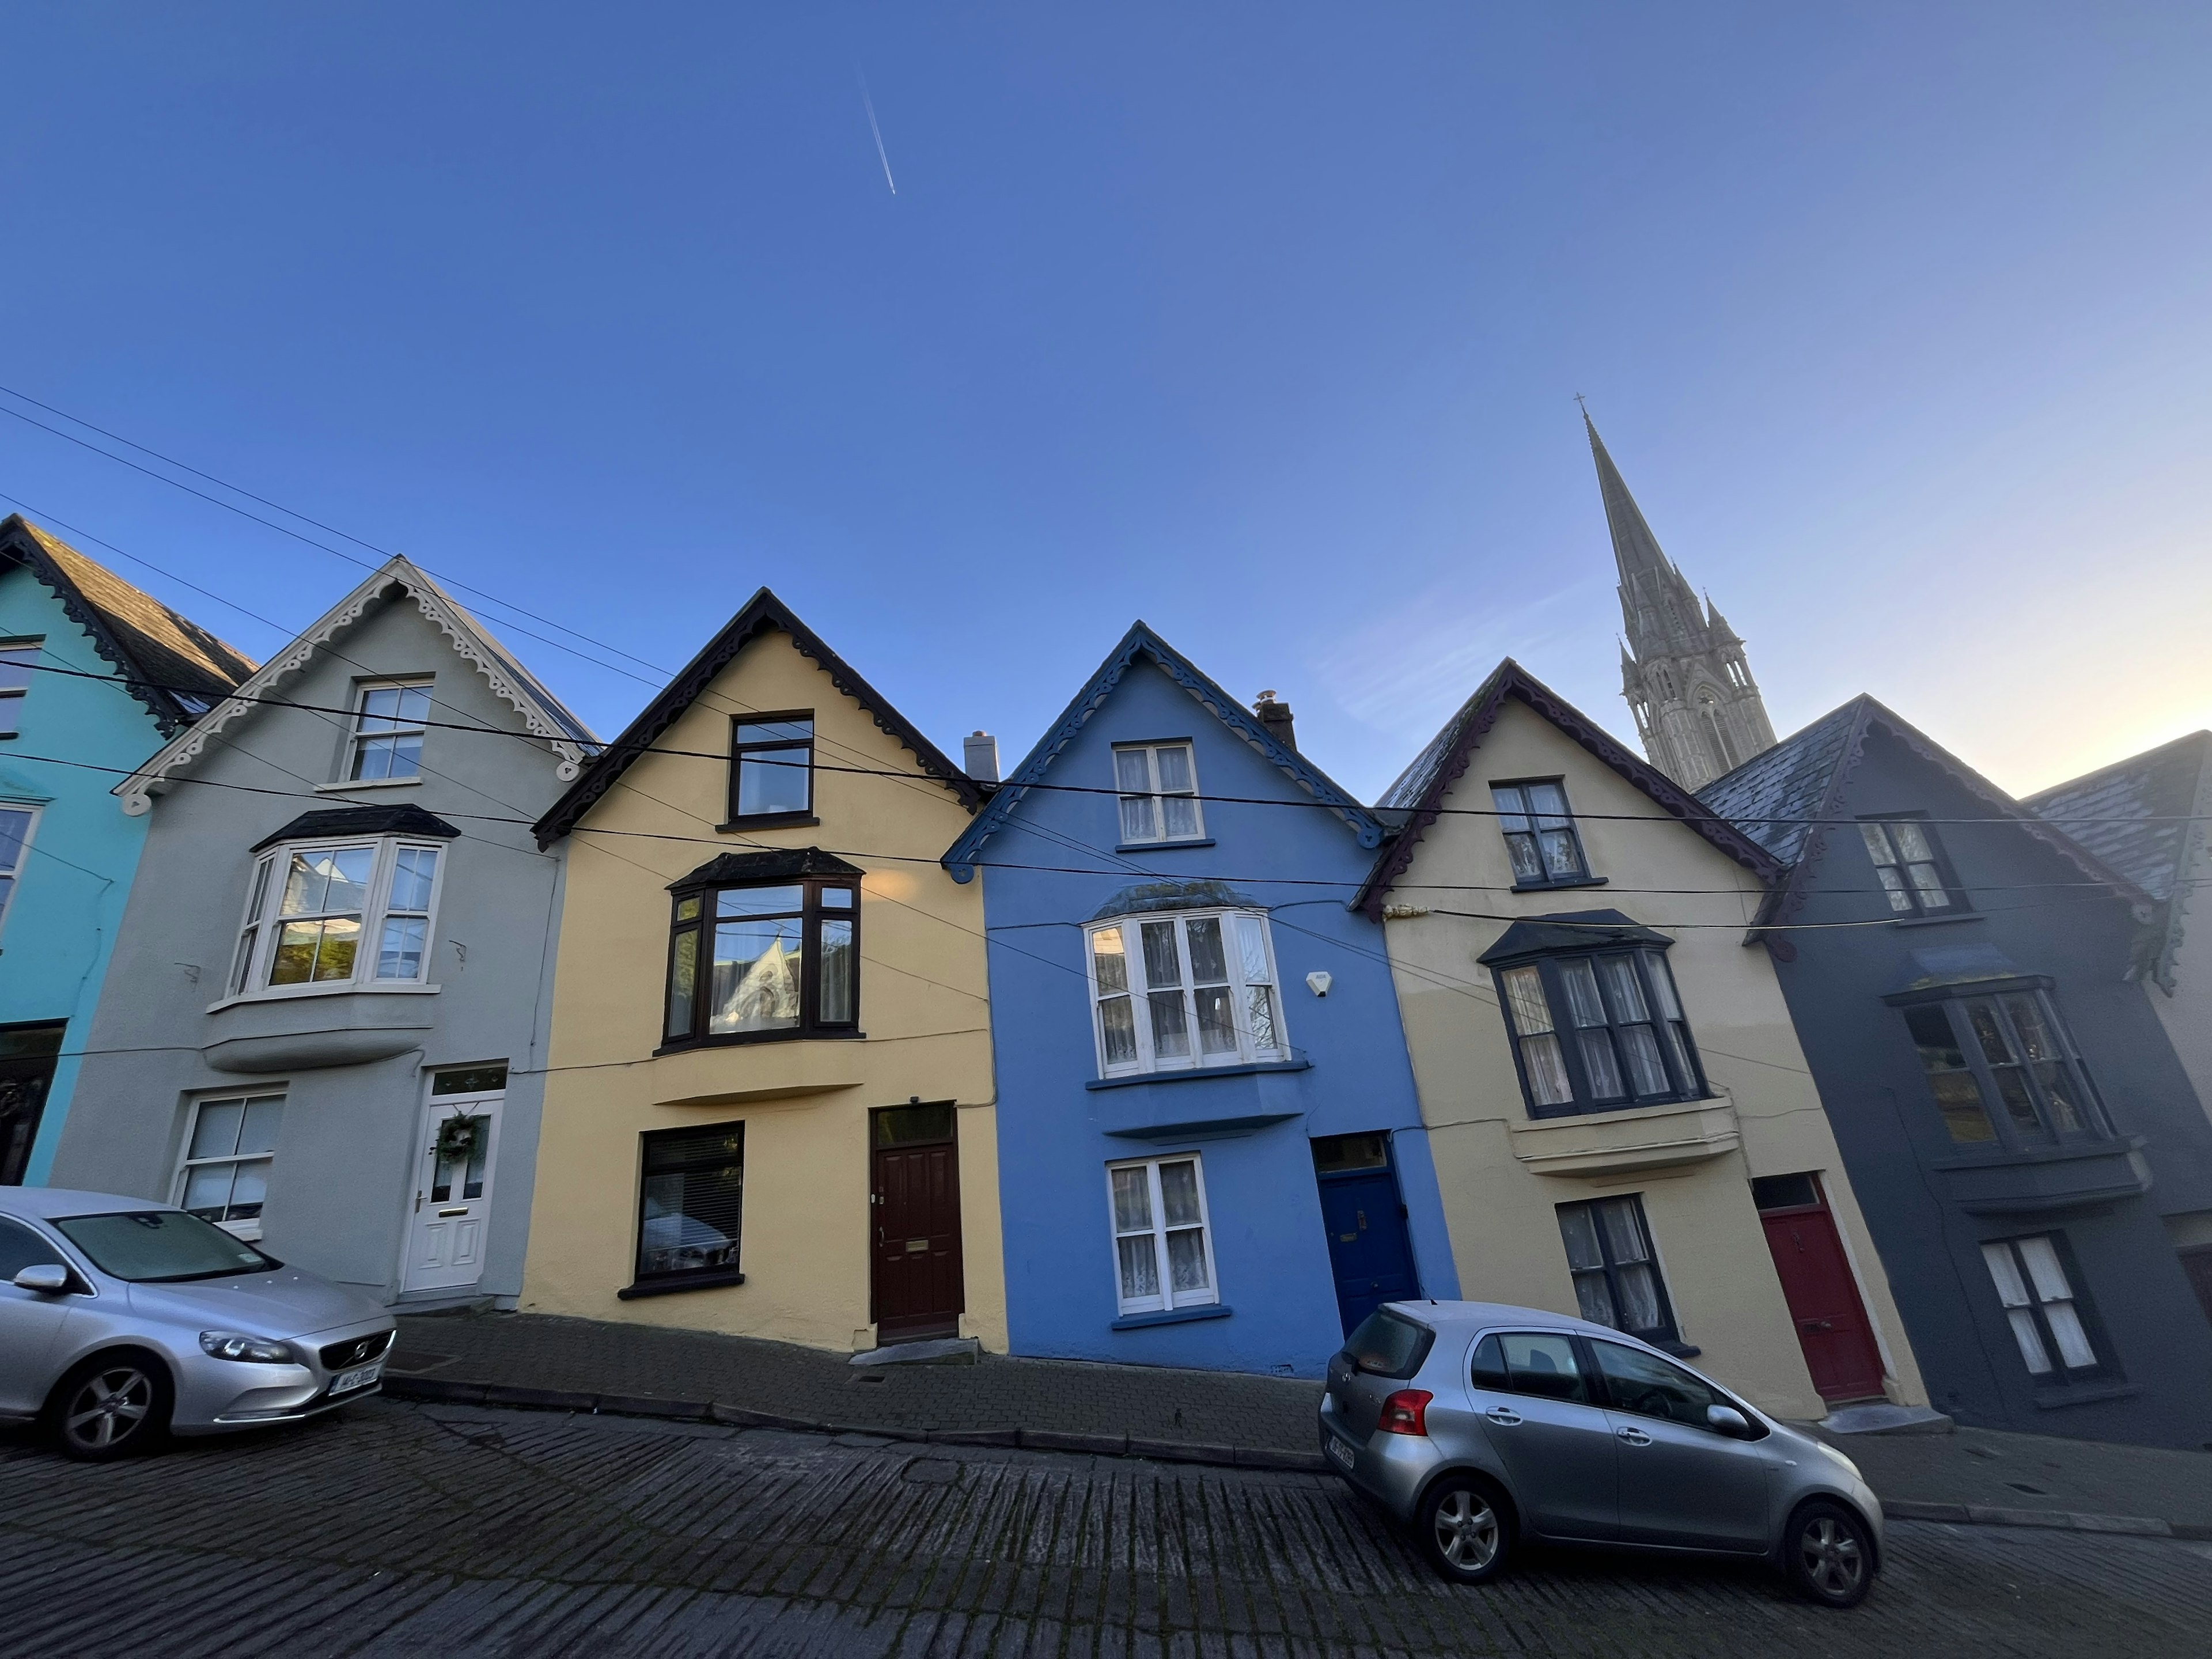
left=2, top=1398, right=2208, bottom=1657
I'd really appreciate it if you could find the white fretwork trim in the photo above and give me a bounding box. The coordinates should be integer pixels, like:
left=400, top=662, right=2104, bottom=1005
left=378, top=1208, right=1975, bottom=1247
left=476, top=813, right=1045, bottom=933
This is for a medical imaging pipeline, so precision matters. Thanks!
left=116, top=557, right=591, bottom=815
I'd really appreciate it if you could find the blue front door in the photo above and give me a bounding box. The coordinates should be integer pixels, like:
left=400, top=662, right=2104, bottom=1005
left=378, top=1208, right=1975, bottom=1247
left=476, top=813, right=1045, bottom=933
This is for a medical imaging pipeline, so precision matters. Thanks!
left=1312, top=1133, right=1421, bottom=1336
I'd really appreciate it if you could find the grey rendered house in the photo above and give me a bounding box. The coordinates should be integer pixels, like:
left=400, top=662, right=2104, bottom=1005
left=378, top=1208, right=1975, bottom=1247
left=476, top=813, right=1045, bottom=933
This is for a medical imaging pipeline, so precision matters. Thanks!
left=2027, top=733, right=2212, bottom=1325
left=1702, top=698, right=2212, bottom=1448
left=52, top=556, right=596, bottom=1310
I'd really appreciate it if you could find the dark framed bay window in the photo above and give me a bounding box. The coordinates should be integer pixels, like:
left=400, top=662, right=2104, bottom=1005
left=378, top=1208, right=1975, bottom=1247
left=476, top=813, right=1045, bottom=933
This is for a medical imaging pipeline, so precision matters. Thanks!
left=1893, top=981, right=2108, bottom=1149
left=624, top=1120, right=745, bottom=1297
left=725, top=713, right=816, bottom=828
left=1481, top=914, right=1704, bottom=1118
left=662, top=849, right=860, bottom=1049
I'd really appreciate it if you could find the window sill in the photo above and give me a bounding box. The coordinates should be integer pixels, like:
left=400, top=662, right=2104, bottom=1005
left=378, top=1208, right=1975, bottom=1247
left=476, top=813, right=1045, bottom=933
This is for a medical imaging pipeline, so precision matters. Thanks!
left=1892, top=912, right=1982, bottom=929
left=618, top=1268, right=747, bottom=1301
left=1115, top=838, right=1215, bottom=853
left=1086, top=1057, right=1310, bottom=1092
left=314, top=776, right=423, bottom=794
left=206, top=981, right=441, bottom=1014
left=2030, top=1379, right=2141, bottom=1411
left=654, top=1028, right=864, bottom=1057
left=717, top=813, right=820, bottom=833
left=1111, top=1303, right=1231, bottom=1331
left=1525, top=1092, right=1718, bottom=1122
left=1510, top=875, right=1609, bottom=894
left=1653, top=1340, right=1702, bottom=1359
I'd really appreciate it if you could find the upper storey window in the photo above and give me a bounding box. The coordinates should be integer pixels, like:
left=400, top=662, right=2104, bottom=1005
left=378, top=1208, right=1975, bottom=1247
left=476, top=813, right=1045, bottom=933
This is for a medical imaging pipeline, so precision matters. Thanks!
left=1493, top=946, right=1704, bottom=1118
left=1858, top=815, right=1960, bottom=916
left=663, top=853, right=858, bottom=1047
left=728, top=714, right=816, bottom=826
left=230, top=836, right=445, bottom=997
left=1088, top=908, right=1285, bottom=1077
left=0, top=639, right=41, bottom=737
left=349, top=681, right=433, bottom=781
left=1115, top=743, right=1203, bottom=844
left=1491, top=780, right=1590, bottom=888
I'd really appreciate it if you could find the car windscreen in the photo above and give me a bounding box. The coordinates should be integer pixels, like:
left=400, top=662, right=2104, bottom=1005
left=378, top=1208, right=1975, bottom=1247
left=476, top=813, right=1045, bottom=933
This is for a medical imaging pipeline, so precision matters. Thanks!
left=1342, top=1308, right=1435, bottom=1378
left=52, top=1211, right=282, bottom=1282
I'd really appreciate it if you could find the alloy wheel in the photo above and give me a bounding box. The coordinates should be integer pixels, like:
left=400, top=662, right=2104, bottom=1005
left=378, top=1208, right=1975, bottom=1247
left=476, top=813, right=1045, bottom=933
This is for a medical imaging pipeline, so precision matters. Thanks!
left=1797, top=1514, right=1865, bottom=1598
left=64, top=1366, right=154, bottom=1452
left=1432, top=1488, right=1501, bottom=1571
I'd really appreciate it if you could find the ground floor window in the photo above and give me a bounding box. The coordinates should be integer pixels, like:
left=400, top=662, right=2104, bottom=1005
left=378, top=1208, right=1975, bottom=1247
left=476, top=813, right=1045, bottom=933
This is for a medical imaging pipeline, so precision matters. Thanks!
left=0, top=1021, right=64, bottom=1187
left=1108, top=1154, right=1218, bottom=1316
left=1555, top=1194, right=1683, bottom=1349
left=1982, top=1234, right=2108, bottom=1383
left=176, top=1092, right=285, bottom=1239
left=635, top=1121, right=745, bottom=1289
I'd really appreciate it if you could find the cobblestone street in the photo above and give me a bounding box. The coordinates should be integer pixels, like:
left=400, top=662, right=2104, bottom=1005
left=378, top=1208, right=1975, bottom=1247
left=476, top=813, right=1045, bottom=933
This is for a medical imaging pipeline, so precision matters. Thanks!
left=3, top=1398, right=2209, bottom=1657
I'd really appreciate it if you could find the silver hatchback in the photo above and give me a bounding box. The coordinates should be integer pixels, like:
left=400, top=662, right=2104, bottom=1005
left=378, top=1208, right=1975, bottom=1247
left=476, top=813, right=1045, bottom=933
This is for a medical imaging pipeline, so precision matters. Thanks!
left=1320, top=1301, right=1883, bottom=1607
left=0, top=1188, right=395, bottom=1460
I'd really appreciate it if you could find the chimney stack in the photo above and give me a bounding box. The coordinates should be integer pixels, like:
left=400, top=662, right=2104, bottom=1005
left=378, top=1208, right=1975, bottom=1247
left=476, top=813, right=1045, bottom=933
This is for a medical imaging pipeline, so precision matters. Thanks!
left=963, top=730, right=1000, bottom=783
left=1253, top=690, right=1296, bottom=751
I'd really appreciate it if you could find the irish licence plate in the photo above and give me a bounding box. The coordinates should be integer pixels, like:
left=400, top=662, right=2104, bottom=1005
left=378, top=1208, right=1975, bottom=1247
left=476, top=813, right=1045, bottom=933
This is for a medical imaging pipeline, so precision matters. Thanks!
left=1325, top=1434, right=1357, bottom=1471
left=332, top=1361, right=383, bottom=1395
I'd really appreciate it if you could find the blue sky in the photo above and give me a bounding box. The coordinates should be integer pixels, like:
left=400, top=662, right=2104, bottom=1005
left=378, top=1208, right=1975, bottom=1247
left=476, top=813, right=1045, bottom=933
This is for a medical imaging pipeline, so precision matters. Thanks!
left=3, top=4, right=2208, bottom=800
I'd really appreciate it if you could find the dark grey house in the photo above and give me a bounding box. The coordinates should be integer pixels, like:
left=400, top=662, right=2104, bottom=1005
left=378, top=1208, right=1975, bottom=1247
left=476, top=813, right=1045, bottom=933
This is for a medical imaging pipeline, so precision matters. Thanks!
left=1702, top=697, right=2212, bottom=1449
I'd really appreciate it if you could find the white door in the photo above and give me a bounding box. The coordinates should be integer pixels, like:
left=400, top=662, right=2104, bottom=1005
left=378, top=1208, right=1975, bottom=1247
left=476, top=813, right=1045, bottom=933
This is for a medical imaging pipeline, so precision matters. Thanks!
left=403, top=1089, right=502, bottom=1293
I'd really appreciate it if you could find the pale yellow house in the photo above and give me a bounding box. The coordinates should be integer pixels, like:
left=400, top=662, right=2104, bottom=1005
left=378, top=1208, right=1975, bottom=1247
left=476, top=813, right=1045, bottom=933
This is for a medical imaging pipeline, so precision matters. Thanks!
left=522, top=590, right=1006, bottom=1354
left=1357, top=661, right=1927, bottom=1421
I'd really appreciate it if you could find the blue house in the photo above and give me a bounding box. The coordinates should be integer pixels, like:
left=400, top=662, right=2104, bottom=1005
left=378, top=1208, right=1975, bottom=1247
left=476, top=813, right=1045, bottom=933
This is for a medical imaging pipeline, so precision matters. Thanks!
left=0, top=517, right=254, bottom=1187
left=944, top=625, right=1457, bottom=1376
left=1703, top=697, right=2212, bottom=1448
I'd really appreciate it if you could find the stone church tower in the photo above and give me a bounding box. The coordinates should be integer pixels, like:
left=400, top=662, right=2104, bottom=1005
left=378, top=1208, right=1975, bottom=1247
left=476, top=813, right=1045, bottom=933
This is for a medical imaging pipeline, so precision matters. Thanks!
left=1585, top=412, right=1776, bottom=792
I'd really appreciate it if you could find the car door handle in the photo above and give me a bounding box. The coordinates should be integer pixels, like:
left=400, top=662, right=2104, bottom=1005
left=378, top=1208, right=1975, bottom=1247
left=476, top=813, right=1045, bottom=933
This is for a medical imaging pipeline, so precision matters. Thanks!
left=1616, top=1426, right=1653, bottom=1446
left=1484, top=1407, right=1522, bottom=1426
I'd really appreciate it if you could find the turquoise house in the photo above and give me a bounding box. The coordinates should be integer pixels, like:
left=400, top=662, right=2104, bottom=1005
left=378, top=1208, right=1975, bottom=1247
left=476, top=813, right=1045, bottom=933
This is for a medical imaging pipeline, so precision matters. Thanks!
left=0, top=517, right=254, bottom=1185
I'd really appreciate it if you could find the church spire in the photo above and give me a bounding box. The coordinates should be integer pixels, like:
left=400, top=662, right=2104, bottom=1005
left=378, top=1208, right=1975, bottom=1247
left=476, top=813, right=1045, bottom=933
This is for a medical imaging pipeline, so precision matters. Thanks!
left=1583, top=408, right=1778, bottom=793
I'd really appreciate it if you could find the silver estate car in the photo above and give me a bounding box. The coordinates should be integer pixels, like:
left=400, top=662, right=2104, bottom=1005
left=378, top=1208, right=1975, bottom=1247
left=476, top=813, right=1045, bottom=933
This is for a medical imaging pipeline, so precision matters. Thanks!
left=1321, top=1301, right=1883, bottom=1607
left=0, top=1188, right=395, bottom=1460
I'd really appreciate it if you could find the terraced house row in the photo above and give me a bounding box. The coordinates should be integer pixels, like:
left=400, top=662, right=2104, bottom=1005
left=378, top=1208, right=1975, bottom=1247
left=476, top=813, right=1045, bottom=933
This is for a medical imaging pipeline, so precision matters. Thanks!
left=10, top=422, right=2212, bottom=1452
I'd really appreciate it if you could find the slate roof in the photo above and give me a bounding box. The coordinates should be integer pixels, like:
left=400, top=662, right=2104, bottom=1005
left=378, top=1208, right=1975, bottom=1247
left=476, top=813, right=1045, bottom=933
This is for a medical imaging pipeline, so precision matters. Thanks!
left=1358, top=658, right=1782, bottom=917
left=670, top=847, right=866, bottom=890
left=1476, top=910, right=1677, bottom=965
left=2024, top=732, right=2211, bottom=903
left=0, top=515, right=256, bottom=735
left=1698, top=695, right=2149, bottom=930
left=253, top=804, right=462, bottom=854
left=537, top=588, right=980, bottom=849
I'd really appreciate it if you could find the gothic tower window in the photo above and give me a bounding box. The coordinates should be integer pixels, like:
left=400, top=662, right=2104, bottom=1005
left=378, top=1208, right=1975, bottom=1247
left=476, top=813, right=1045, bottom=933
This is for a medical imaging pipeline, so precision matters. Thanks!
left=1696, top=691, right=1738, bottom=773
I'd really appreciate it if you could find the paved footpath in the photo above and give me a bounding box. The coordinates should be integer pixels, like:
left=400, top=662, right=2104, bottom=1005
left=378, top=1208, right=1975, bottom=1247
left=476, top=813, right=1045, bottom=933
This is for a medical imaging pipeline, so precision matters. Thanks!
left=5, top=1397, right=2211, bottom=1658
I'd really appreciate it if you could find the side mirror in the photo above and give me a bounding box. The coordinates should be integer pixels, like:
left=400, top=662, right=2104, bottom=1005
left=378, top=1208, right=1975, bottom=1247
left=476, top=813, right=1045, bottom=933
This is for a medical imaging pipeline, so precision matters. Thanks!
left=13, top=1264, right=69, bottom=1294
left=1706, top=1404, right=1751, bottom=1437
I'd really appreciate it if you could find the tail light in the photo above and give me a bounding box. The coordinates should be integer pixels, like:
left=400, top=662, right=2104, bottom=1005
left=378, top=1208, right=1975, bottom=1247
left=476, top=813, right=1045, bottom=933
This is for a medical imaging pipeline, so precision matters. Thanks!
left=1377, top=1389, right=1432, bottom=1436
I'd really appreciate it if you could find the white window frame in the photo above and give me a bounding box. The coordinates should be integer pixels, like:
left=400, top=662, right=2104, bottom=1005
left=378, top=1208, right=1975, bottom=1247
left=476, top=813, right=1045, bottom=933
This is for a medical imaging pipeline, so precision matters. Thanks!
left=1105, top=1154, right=1220, bottom=1316
left=173, top=1091, right=286, bottom=1241
left=222, top=835, right=448, bottom=1005
left=1982, top=1234, right=2104, bottom=1381
left=0, top=803, right=41, bottom=939
left=347, top=678, right=434, bottom=783
left=1085, top=907, right=1288, bottom=1078
left=1113, top=741, right=1205, bottom=844
left=0, top=637, right=43, bottom=738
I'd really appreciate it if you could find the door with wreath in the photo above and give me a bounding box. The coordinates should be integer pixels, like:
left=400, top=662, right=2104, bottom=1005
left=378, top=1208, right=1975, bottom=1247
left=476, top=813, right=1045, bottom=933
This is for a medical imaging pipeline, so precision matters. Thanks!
left=403, top=1067, right=506, bottom=1293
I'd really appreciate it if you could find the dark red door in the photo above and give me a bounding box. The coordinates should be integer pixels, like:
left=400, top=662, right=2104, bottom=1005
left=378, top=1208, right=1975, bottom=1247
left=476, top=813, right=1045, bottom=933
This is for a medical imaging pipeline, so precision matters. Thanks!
left=870, top=1103, right=964, bottom=1343
left=1753, top=1175, right=1887, bottom=1403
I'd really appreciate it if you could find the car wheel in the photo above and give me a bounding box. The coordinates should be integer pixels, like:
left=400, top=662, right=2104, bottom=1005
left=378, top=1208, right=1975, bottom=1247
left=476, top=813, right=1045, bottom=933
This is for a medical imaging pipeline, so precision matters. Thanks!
left=1783, top=1499, right=1875, bottom=1608
left=50, top=1351, right=173, bottom=1462
left=1418, top=1475, right=1514, bottom=1585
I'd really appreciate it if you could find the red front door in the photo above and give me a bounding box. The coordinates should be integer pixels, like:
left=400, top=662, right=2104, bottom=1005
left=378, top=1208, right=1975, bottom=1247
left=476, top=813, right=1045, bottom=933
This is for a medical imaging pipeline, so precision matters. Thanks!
left=1755, top=1176, right=1887, bottom=1403
left=869, top=1103, right=964, bottom=1343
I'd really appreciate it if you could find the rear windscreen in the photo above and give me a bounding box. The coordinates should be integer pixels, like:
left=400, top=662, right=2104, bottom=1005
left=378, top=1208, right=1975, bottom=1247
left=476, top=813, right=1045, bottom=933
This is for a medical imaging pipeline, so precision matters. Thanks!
left=1342, top=1309, right=1435, bottom=1378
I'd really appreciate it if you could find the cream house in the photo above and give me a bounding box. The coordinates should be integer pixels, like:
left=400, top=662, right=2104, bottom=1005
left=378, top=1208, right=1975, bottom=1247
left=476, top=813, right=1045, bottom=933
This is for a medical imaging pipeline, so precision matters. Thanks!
left=522, top=589, right=1005, bottom=1354
left=1356, top=661, right=1927, bottom=1420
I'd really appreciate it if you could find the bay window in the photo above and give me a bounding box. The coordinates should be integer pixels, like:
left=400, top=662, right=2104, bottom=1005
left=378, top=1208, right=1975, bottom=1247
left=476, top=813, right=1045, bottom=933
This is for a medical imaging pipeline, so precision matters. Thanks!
left=663, top=850, right=859, bottom=1047
left=1087, top=908, right=1285, bottom=1077
left=229, top=833, right=449, bottom=998
left=1489, top=942, right=1703, bottom=1118
left=1898, top=986, right=2107, bottom=1149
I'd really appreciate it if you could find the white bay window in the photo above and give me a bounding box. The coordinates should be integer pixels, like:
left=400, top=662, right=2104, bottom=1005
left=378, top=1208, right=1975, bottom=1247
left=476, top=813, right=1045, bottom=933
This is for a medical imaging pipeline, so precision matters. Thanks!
left=1088, top=908, right=1286, bottom=1077
left=229, top=836, right=447, bottom=998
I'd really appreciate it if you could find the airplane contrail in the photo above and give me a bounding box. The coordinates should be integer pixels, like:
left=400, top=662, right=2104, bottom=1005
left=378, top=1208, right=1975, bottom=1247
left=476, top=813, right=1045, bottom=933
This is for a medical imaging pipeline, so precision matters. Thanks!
left=857, top=70, right=897, bottom=196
